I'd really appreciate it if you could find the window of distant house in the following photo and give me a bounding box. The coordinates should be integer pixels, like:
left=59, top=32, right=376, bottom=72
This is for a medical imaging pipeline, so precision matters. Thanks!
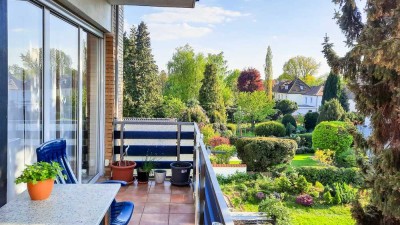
left=300, top=85, right=303, bottom=90
left=311, top=97, right=313, bottom=103
left=306, top=97, right=307, bottom=104
left=285, top=85, right=288, bottom=90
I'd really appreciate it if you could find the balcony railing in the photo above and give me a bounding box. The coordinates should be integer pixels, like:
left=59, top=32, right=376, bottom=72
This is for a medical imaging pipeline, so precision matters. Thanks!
left=113, top=119, right=234, bottom=225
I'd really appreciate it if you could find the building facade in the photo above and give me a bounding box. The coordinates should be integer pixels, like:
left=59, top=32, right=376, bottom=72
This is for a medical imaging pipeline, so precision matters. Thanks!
left=0, top=0, right=197, bottom=207
left=273, top=78, right=324, bottom=115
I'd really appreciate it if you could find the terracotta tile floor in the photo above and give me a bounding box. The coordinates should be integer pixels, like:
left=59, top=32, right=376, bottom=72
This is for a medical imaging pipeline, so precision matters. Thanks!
left=115, top=180, right=195, bottom=225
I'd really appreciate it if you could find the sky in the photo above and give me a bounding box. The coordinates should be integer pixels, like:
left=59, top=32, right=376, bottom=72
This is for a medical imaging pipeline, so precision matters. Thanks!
left=124, top=0, right=358, bottom=78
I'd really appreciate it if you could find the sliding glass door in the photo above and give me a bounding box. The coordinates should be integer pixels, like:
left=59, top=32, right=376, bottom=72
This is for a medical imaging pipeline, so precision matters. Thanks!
left=7, top=0, right=43, bottom=199
left=8, top=0, right=103, bottom=198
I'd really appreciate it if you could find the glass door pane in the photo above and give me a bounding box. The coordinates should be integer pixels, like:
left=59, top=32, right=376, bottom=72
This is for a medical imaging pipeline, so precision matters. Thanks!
left=7, top=0, right=43, bottom=198
left=81, top=31, right=100, bottom=182
left=48, top=14, right=79, bottom=175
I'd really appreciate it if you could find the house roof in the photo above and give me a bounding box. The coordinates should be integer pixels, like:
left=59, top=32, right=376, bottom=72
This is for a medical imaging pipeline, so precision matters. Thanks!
left=304, top=85, right=324, bottom=96
left=273, top=78, right=310, bottom=94
left=273, top=78, right=324, bottom=96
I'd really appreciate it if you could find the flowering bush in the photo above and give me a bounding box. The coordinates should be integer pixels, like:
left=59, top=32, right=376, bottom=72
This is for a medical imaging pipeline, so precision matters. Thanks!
left=256, top=192, right=265, bottom=200
left=209, top=136, right=230, bottom=147
left=295, top=194, right=314, bottom=206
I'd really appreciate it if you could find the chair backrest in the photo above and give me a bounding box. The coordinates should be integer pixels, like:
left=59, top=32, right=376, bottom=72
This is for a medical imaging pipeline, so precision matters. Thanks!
left=36, top=139, right=78, bottom=184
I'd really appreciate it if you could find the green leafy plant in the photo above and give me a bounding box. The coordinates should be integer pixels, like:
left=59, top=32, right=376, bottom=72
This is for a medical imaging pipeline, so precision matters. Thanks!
left=140, top=155, right=157, bottom=173
left=15, top=162, right=64, bottom=184
left=254, top=121, right=286, bottom=137
left=259, top=197, right=291, bottom=225
left=304, top=111, right=319, bottom=131
left=282, top=114, right=297, bottom=128
left=315, top=149, right=336, bottom=165
left=213, top=144, right=236, bottom=164
left=323, top=191, right=333, bottom=204
left=294, top=175, right=311, bottom=194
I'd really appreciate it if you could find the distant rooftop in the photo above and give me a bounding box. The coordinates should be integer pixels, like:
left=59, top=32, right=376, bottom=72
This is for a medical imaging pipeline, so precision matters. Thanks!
left=273, top=78, right=323, bottom=96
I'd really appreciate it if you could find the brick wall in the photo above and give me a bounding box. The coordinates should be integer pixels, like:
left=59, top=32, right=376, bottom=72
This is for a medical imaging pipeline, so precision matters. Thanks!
left=104, top=33, right=115, bottom=176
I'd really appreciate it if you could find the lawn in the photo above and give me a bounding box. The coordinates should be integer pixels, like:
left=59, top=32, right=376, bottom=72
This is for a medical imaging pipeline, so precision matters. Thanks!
left=240, top=202, right=355, bottom=225
left=290, top=154, right=323, bottom=168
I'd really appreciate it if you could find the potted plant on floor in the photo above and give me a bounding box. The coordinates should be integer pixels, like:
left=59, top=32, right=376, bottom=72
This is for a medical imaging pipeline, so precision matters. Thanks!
left=137, top=155, right=156, bottom=184
left=111, top=146, right=137, bottom=184
left=15, top=161, right=64, bottom=200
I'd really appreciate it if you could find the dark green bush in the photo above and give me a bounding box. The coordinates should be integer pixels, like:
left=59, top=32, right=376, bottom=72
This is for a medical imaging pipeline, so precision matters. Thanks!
left=180, top=105, right=209, bottom=123
left=312, top=121, right=354, bottom=154
left=254, top=121, right=286, bottom=137
left=304, top=111, right=319, bottom=131
left=259, top=198, right=291, bottom=225
left=296, top=147, right=315, bottom=154
left=236, top=137, right=297, bottom=172
left=297, top=133, right=313, bottom=148
left=296, top=167, right=362, bottom=186
left=282, top=114, right=297, bottom=128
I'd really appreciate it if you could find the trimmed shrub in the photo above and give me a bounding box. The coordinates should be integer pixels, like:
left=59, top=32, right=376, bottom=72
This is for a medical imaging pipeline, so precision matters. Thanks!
left=282, top=114, right=297, bottom=128
left=304, top=111, right=319, bottom=131
left=254, top=121, right=286, bottom=137
left=318, top=98, right=346, bottom=123
left=213, top=144, right=236, bottom=164
left=275, top=176, right=293, bottom=193
left=236, top=137, right=297, bottom=172
left=209, top=136, right=230, bottom=147
left=296, top=194, right=314, bottom=206
left=296, top=167, right=362, bottom=186
left=312, top=121, right=354, bottom=154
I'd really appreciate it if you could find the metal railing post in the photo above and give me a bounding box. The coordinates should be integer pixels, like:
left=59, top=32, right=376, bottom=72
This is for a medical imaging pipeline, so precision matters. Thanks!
left=177, top=123, right=181, bottom=161
left=120, top=123, right=125, bottom=159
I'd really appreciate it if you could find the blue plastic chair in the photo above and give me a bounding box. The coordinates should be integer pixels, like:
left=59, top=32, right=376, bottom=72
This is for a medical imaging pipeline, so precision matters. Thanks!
left=36, top=139, right=134, bottom=225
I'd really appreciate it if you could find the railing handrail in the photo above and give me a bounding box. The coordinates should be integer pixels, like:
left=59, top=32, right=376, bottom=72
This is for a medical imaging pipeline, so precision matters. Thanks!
left=114, top=120, right=194, bottom=126
left=194, top=123, right=234, bottom=225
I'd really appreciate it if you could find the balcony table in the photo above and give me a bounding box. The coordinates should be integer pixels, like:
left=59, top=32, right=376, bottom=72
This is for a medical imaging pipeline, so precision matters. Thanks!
left=0, top=184, right=120, bottom=225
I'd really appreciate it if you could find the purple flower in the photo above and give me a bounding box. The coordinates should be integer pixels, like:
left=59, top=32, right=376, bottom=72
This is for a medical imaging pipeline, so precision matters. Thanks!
left=256, top=192, right=265, bottom=200
left=296, top=194, right=314, bottom=206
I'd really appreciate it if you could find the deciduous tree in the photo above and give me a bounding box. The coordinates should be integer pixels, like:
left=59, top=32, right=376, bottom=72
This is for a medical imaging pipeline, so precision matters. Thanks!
left=165, top=44, right=206, bottom=102
left=281, top=56, right=320, bottom=79
left=237, top=68, right=264, bottom=92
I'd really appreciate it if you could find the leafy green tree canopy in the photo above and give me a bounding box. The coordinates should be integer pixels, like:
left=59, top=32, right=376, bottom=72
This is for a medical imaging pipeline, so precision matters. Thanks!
left=275, top=99, right=298, bottom=115
left=280, top=56, right=320, bottom=80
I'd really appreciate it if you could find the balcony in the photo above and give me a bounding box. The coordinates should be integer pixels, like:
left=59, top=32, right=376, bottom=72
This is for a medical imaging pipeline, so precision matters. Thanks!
left=113, top=120, right=234, bottom=225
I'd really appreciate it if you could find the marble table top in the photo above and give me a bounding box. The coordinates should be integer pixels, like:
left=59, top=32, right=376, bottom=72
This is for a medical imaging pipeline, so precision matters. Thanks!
left=0, top=184, right=120, bottom=225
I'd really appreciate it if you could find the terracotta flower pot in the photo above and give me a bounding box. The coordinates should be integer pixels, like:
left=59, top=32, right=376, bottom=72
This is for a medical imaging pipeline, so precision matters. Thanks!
left=27, top=179, right=54, bottom=201
left=110, top=161, right=136, bottom=184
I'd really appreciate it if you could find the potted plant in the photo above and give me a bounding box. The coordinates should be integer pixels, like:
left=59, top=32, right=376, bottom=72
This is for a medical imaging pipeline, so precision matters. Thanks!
left=137, top=155, right=156, bottom=184
left=111, top=146, right=136, bottom=184
left=15, top=161, right=64, bottom=201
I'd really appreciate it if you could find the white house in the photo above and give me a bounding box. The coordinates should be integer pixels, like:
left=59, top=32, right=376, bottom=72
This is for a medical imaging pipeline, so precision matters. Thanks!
left=273, top=78, right=324, bottom=115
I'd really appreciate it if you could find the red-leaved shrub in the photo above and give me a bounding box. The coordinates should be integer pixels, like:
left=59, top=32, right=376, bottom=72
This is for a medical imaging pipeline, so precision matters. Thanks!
left=295, top=194, right=314, bottom=206
left=209, top=136, right=230, bottom=147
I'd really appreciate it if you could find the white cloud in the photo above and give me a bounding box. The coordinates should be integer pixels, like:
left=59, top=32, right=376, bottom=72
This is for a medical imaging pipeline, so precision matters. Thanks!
left=142, top=4, right=248, bottom=24
left=147, top=23, right=212, bottom=41
left=123, top=19, right=131, bottom=33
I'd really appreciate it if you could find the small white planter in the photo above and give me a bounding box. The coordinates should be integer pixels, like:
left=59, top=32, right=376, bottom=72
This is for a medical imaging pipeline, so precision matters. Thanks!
left=154, top=170, right=167, bottom=184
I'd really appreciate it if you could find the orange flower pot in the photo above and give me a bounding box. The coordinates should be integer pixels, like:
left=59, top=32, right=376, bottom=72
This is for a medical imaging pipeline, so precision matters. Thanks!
left=27, top=179, right=54, bottom=200
left=110, top=161, right=136, bottom=184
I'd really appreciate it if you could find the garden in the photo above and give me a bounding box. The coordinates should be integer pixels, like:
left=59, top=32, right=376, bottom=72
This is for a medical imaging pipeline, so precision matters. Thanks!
left=197, top=105, right=364, bottom=225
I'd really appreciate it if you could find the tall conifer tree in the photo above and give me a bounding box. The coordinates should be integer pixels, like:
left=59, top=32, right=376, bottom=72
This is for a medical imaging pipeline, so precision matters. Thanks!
left=199, top=63, right=226, bottom=123
left=264, top=46, right=273, bottom=100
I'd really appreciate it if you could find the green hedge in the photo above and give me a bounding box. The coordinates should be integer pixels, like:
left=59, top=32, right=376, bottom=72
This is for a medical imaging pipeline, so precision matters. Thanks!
left=312, top=121, right=354, bottom=154
left=254, top=121, right=286, bottom=137
left=236, top=137, right=297, bottom=172
left=296, top=167, right=362, bottom=186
